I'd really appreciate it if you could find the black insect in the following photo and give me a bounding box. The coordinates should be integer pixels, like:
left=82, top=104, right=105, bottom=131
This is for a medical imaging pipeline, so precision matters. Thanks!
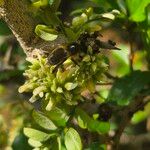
left=98, top=103, right=112, bottom=121
left=48, top=46, right=67, bottom=65
left=48, top=31, right=120, bottom=71
left=48, top=42, right=80, bottom=65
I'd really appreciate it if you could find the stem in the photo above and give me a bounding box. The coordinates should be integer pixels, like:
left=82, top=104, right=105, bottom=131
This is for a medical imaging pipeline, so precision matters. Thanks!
left=97, top=82, right=113, bottom=86
left=66, top=101, right=83, bottom=127
left=104, top=72, right=118, bottom=80
left=0, top=0, right=66, bottom=56
left=111, top=95, right=149, bottom=149
left=129, top=38, right=134, bottom=72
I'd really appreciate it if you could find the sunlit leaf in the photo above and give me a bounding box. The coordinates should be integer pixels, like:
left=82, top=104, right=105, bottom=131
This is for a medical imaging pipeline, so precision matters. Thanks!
left=126, top=0, right=150, bottom=22
left=24, top=128, right=53, bottom=142
left=72, top=13, right=88, bottom=27
left=75, top=108, right=110, bottom=134
left=65, top=128, right=82, bottom=150
left=45, top=107, right=69, bottom=127
left=32, top=110, right=57, bottom=130
left=28, top=139, right=42, bottom=148
left=131, top=103, right=150, bottom=124
left=65, top=82, right=78, bottom=91
left=35, top=25, right=58, bottom=41
left=31, top=0, right=49, bottom=7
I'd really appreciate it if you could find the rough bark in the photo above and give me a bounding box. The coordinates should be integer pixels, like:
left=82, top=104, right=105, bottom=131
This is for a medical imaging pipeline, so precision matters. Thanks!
left=0, top=0, right=66, bottom=56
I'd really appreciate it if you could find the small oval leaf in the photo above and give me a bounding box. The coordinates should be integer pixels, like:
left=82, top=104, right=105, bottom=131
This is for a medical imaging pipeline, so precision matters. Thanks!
left=28, top=139, right=42, bottom=148
left=24, top=128, right=52, bottom=142
left=65, top=82, right=78, bottom=91
left=65, top=128, right=82, bottom=150
left=35, top=25, right=58, bottom=41
left=32, top=110, right=57, bottom=130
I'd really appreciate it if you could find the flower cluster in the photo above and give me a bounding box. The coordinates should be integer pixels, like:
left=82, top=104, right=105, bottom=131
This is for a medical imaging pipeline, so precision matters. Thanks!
left=19, top=51, right=108, bottom=110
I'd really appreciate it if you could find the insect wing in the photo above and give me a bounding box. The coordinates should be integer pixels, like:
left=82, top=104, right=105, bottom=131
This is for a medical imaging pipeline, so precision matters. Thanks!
left=48, top=47, right=67, bottom=65
left=95, top=39, right=121, bottom=50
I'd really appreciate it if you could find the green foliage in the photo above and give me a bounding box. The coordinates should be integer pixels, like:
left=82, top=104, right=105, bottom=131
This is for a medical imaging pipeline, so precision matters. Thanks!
left=31, top=0, right=49, bottom=7
left=32, top=110, right=57, bottom=130
left=126, top=0, right=150, bottom=22
left=24, top=128, right=55, bottom=142
left=131, top=103, right=150, bottom=124
left=108, top=71, right=150, bottom=105
left=44, top=107, right=69, bottom=127
left=19, top=52, right=107, bottom=107
left=75, top=108, right=110, bottom=133
left=35, top=25, right=58, bottom=41
left=49, top=0, right=61, bottom=11
left=64, top=128, right=82, bottom=150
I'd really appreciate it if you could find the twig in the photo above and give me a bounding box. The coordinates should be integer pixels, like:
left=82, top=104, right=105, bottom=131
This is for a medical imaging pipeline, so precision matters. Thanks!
left=129, top=38, right=134, bottom=72
left=120, top=132, right=150, bottom=148
left=104, top=72, right=119, bottom=80
left=111, top=95, right=150, bottom=149
left=97, top=82, right=113, bottom=86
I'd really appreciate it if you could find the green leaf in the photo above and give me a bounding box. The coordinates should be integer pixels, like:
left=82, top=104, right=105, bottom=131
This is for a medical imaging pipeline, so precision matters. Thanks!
left=131, top=110, right=147, bottom=124
left=131, top=100, right=150, bottom=124
left=45, top=107, right=69, bottom=127
left=49, top=0, right=61, bottom=11
left=72, top=14, right=88, bottom=27
left=75, top=108, right=110, bottom=134
left=35, top=25, right=58, bottom=41
left=65, top=128, right=82, bottom=150
left=64, top=28, right=78, bottom=42
left=31, top=0, right=49, bottom=7
left=64, top=82, right=78, bottom=91
left=24, top=128, right=53, bottom=142
left=32, top=110, right=57, bottom=130
left=117, top=0, right=127, bottom=15
left=43, top=8, right=62, bottom=26
left=108, top=71, right=150, bottom=105
left=70, top=9, right=84, bottom=16
left=91, top=121, right=110, bottom=134
left=28, top=139, right=42, bottom=148
left=126, top=0, right=150, bottom=22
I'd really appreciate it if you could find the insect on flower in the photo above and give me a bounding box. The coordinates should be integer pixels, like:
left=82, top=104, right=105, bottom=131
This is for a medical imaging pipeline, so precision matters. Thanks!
left=45, top=8, right=121, bottom=72
left=47, top=30, right=120, bottom=72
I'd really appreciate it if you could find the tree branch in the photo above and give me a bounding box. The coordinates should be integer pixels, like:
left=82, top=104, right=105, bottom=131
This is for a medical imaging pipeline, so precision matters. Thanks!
left=0, top=0, right=66, bottom=56
left=111, top=95, right=150, bottom=149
